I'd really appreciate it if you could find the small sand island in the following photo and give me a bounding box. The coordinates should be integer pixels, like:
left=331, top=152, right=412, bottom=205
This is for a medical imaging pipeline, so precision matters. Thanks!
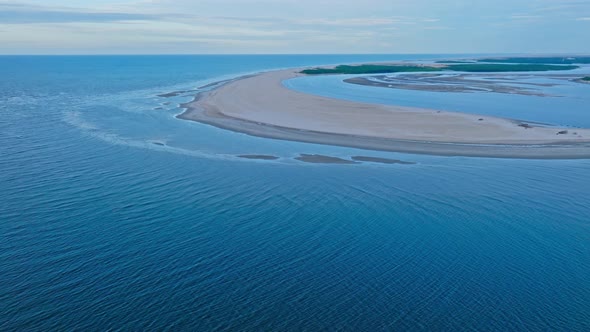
left=344, top=73, right=556, bottom=96
left=237, top=154, right=279, bottom=160
left=179, top=62, right=590, bottom=159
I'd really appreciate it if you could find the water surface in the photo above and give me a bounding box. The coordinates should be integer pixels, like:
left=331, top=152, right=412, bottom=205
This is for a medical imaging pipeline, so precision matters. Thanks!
left=285, top=67, right=590, bottom=128
left=1, top=55, right=589, bottom=331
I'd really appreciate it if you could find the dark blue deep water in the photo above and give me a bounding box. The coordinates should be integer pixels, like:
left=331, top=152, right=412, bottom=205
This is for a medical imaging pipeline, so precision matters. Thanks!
left=1, top=55, right=589, bottom=331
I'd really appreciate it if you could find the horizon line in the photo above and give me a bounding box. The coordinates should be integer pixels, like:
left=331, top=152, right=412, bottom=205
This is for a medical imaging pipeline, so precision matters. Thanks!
left=2, top=52, right=590, bottom=57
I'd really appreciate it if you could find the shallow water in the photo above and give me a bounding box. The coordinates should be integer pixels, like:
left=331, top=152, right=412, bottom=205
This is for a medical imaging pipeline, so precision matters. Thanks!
left=1, top=55, right=589, bottom=331
left=285, top=68, right=590, bottom=128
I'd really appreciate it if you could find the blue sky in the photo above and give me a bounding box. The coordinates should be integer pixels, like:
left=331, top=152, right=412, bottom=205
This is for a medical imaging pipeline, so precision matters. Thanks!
left=1, top=0, right=589, bottom=54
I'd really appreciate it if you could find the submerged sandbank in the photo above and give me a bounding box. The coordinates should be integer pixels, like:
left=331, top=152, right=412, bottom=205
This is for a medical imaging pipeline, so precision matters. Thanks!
left=238, top=154, right=279, bottom=160
left=178, top=68, right=590, bottom=159
left=295, top=154, right=358, bottom=164
left=351, top=156, right=416, bottom=165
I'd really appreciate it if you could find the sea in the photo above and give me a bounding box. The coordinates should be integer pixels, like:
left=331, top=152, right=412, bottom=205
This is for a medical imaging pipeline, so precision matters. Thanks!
left=1, top=55, right=589, bottom=331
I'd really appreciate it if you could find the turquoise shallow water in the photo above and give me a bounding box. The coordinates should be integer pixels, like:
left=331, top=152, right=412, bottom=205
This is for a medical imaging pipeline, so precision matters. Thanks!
left=1, top=55, right=590, bottom=331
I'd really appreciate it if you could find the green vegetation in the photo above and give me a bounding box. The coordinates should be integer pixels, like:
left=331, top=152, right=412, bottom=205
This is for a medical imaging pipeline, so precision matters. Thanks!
left=300, top=64, right=442, bottom=75
left=583, top=77, right=590, bottom=81
left=301, top=63, right=579, bottom=75
left=476, top=56, right=590, bottom=64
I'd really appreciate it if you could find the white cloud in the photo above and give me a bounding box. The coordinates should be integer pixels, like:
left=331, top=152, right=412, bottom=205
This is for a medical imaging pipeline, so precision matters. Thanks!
left=510, top=15, right=542, bottom=20
left=1, top=0, right=589, bottom=54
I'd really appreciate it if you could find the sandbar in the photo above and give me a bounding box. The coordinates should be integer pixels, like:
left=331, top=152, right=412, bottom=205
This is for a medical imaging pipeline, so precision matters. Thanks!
left=344, top=74, right=555, bottom=96
left=351, top=156, right=416, bottom=165
left=178, top=69, right=590, bottom=159
left=295, top=154, right=358, bottom=164
left=238, top=154, right=279, bottom=160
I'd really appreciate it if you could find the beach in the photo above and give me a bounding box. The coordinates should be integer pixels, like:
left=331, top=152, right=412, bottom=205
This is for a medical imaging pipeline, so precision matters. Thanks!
left=179, top=69, right=590, bottom=158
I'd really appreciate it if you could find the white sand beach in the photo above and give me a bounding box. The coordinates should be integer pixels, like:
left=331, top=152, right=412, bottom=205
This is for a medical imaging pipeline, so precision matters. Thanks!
left=179, top=69, right=590, bottom=158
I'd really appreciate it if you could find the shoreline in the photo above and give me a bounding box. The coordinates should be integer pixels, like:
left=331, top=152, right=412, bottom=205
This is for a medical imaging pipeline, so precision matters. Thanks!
left=177, top=69, right=590, bottom=159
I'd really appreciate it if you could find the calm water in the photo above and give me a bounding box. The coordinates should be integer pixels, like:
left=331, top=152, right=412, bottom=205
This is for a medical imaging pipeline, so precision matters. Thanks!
left=285, top=68, right=590, bottom=128
left=1, top=55, right=590, bottom=331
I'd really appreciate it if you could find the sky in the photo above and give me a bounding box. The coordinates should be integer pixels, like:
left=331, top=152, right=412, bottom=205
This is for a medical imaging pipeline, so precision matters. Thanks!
left=0, top=0, right=589, bottom=54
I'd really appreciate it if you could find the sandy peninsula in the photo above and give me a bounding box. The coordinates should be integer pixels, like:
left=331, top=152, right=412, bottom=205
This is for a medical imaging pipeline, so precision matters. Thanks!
left=178, top=69, right=590, bottom=159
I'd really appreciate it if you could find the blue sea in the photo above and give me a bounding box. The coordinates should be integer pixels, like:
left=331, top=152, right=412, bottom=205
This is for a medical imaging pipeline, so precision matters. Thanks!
left=1, top=55, right=589, bottom=331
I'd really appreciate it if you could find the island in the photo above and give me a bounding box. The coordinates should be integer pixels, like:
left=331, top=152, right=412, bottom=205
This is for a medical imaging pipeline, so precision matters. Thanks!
left=178, top=60, right=590, bottom=159
left=300, top=63, right=579, bottom=75
left=573, top=76, right=590, bottom=84
left=343, top=73, right=556, bottom=96
left=437, top=56, right=590, bottom=65
left=473, top=56, right=590, bottom=65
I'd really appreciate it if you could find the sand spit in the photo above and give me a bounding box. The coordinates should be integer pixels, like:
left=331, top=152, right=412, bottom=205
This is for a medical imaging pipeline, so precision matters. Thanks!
left=178, top=69, right=590, bottom=159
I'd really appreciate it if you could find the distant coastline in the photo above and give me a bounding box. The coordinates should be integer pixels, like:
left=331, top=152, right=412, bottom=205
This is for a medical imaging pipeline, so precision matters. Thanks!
left=300, top=63, right=579, bottom=75
left=178, top=60, right=590, bottom=159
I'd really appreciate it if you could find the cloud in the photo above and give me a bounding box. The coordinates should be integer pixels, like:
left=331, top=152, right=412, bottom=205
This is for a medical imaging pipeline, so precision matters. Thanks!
left=0, top=3, right=156, bottom=23
left=535, top=0, right=590, bottom=12
left=510, top=15, right=542, bottom=20
left=294, top=18, right=401, bottom=27
left=1, top=0, right=589, bottom=54
left=422, top=26, right=454, bottom=30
